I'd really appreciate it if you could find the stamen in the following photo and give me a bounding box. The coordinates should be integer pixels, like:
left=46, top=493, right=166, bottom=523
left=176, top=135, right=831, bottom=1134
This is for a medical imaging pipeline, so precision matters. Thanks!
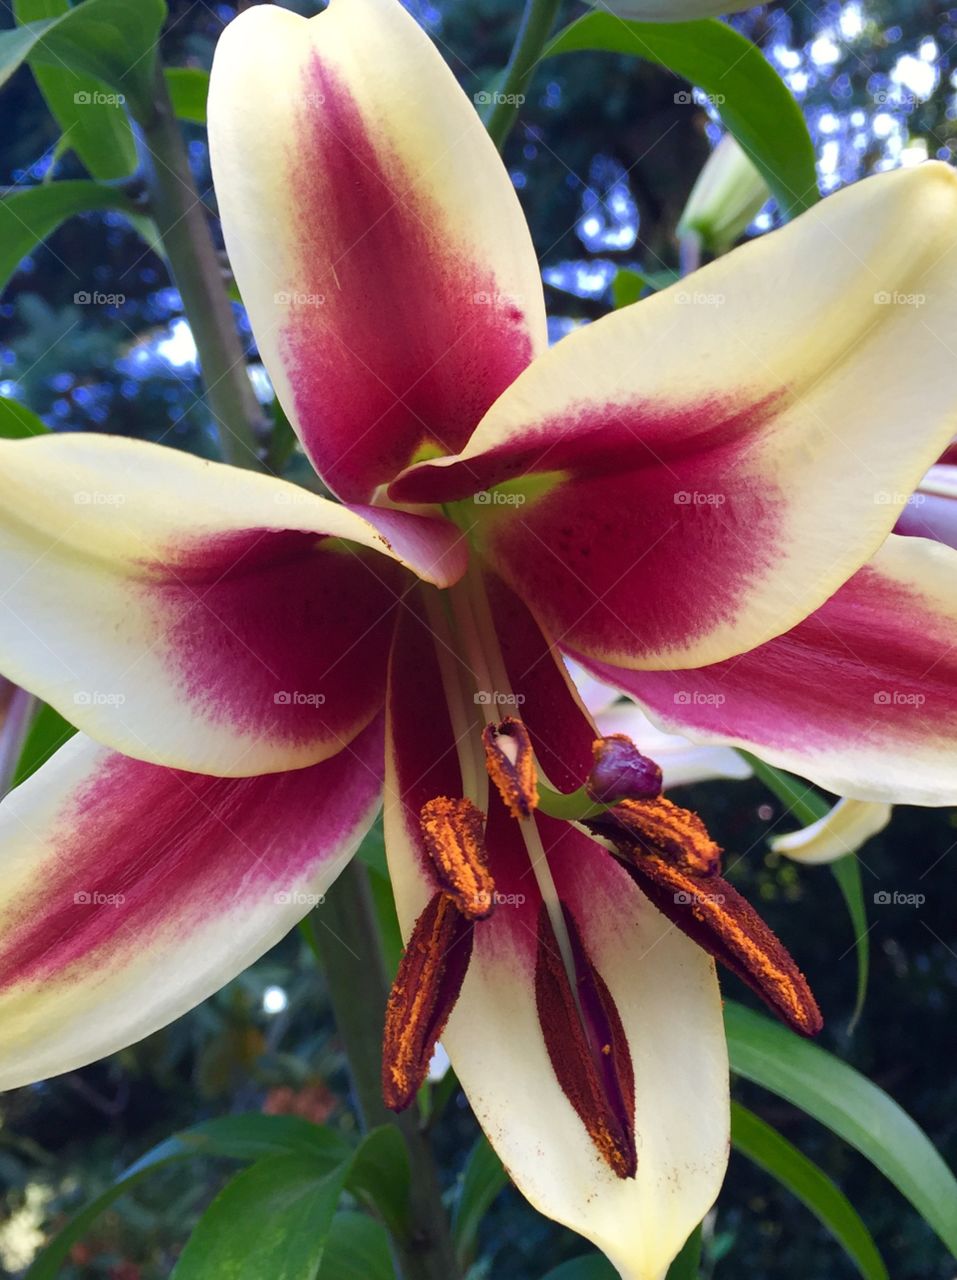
left=589, top=795, right=722, bottom=877
left=419, top=796, right=496, bottom=920
left=535, top=902, right=637, bottom=1179
left=382, top=892, right=474, bottom=1111
left=586, top=735, right=662, bottom=804
left=483, top=717, right=539, bottom=819
left=606, top=846, right=822, bottom=1038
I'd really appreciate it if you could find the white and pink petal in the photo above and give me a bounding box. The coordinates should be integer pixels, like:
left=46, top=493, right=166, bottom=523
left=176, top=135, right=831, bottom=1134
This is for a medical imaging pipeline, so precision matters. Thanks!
left=208, top=0, right=546, bottom=502
left=396, top=163, right=957, bottom=672
left=0, top=434, right=464, bottom=776
left=0, top=717, right=383, bottom=1089
left=581, top=535, right=957, bottom=805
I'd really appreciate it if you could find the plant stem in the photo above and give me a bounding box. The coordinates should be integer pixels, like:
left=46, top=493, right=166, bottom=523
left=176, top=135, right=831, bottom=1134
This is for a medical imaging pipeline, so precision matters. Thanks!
left=311, top=861, right=461, bottom=1280
left=139, top=69, right=265, bottom=469
left=485, top=0, right=561, bottom=151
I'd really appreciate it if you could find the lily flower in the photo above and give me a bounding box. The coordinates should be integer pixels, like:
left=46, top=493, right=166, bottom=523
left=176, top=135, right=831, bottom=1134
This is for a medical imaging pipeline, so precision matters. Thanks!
left=1, top=1, right=957, bottom=1276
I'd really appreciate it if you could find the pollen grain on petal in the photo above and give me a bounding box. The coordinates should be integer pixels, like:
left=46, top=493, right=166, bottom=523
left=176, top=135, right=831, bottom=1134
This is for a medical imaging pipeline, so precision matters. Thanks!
left=382, top=892, right=474, bottom=1111
left=591, top=795, right=722, bottom=877
left=482, top=717, right=539, bottom=819
left=621, top=852, right=823, bottom=1038
left=534, top=902, right=637, bottom=1179
left=419, top=796, right=496, bottom=919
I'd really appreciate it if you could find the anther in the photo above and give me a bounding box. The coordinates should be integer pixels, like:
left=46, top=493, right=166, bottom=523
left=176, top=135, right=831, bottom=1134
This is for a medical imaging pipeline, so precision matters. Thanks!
left=482, top=717, right=539, bottom=819
left=419, top=797, right=496, bottom=919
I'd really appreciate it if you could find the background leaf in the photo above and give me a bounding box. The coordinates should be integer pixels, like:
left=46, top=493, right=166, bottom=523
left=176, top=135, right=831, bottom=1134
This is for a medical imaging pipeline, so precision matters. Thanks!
left=0, top=397, right=49, bottom=438
left=0, top=180, right=140, bottom=296
left=165, top=66, right=209, bottom=124
left=0, top=0, right=167, bottom=120
left=170, top=1153, right=348, bottom=1280
left=731, top=1102, right=888, bottom=1280
left=452, top=1134, right=509, bottom=1267
left=317, top=1213, right=396, bottom=1280
left=726, top=1001, right=957, bottom=1256
left=13, top=0, right=137, bottom=180
left=543, top=14, right=819, bottom=219
left=345, top=1125, right=411, bottom=1241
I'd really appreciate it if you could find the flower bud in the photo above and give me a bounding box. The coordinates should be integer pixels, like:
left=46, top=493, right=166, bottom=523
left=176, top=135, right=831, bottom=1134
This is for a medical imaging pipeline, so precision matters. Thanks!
left=677, top=134, right=770, bottom=255
left=586, top=734, right=662, bottom=804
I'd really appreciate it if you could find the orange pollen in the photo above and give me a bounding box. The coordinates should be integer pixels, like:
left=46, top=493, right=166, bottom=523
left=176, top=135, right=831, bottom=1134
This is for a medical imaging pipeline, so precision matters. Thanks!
left=606, top=796, right=722, bottom=876
left=381, top=892, right=474, bottom=1112
left=482, top=717, right=539, bottom=819
left=419, top=796, right=496, bottom=920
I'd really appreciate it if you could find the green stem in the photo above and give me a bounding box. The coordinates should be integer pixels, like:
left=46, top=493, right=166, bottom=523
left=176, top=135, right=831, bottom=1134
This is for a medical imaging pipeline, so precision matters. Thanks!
left=485, top=0, right=561, bottom=151
left=309, top=862, right=461, bottom=1280
left=139, top=69, right=265, bottom=469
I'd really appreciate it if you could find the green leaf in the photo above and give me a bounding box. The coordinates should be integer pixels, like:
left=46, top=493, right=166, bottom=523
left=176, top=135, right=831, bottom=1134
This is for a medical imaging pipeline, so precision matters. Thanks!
left=0, top=0, right=167, bottom=121
left=171, top=1153, right=348, bottom=1280
left=0, top=397, right=48, bottom=438
left=24, top=1115, right=350, bottom=1280
left=726, top=1001, right=957, bottom=1256
left=13, top=701, right=73, bottom=787
left=543, top=14, right=818, bottom=220
left=318, top=1213, right=395, bottom=1280
left=0, top=180, right=140, bottom=297
left=731, top=1101, right=888, bottom=1280
left=664, top=1225, right=702, bottom=1280
left=611, top=266, right=679, bottom=308
left=541, top=1256, right=618, bottom=1280
left=13, top=0, right=137, bottom=180
left=452, top=1134, right=509, bottom=1266
left=165, top=66, right=209, bottom=124
left=345, top=1125, right=411, bottom=1241
left=741, top=753, right=870, bottom=1026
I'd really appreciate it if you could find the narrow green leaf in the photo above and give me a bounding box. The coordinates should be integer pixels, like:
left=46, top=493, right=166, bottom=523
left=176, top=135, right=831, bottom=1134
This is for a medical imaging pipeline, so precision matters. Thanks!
left=345, top=1125, right=411, bottom=1241
left=731, top=1101, right=888, bottom=1280
left=171, top=1153, right=348, bottom=1280
left=612, top=266, right=679, bottom=308
left=664, top=1224, right=702, bottom=1279
left=0, top=180, right=140, bottom=297
left=540, top=1256, right=618, bottom=1280
left=452, top=1134, right=509, bottom=1266
left=165, top=66, right=209, bottom=124
left=14, top=0, right=137, bottom=180
left=24, top=1114, right=349, bottom=1280
left=0, top=397, right=48, bottom=439
left=543, top=14, right=818, bottom=219
left=726, top=1001, right=957, bottom=1256
left=13, top=701, right=73, bottom=787
left=741, top=752, right=870, bottom=1025
left=318, top=1213, right=395, bottom=1280
left=0, top=0, right=167, bottom=121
